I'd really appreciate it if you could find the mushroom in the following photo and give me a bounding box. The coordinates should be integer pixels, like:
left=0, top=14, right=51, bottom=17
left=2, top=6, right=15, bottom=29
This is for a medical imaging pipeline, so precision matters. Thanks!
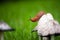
left=30, top=11, right=60, bottom=40
left=0, top=21, right=15, bottom=40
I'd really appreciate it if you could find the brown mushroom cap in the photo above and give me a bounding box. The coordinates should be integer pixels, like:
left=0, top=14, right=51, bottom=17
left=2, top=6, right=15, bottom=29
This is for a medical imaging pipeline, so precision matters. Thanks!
left=30, top=11, right=45, bottom=22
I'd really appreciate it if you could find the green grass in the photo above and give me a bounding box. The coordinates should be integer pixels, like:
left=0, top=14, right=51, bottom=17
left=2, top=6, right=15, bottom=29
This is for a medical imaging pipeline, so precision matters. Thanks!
left=0, top=1, right=60, bottom=40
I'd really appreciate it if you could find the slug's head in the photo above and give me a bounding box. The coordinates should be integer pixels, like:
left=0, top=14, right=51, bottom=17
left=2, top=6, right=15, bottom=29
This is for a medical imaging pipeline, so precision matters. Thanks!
left=30, top=11, right=45, bottom=22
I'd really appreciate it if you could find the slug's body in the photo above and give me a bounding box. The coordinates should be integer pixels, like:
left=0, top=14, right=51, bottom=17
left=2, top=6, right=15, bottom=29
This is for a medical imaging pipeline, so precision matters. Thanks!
left=30, top=11, right=45, bottom=22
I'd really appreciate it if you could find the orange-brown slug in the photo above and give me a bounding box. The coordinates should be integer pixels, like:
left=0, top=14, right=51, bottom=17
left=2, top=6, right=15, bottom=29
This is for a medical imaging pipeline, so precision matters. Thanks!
left=30, top=11, right=45, bottom=22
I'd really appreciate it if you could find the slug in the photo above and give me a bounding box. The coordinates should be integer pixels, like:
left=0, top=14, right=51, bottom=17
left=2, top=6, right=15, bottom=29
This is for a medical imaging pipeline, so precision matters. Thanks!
left=30, top=11, right=45, bottom=22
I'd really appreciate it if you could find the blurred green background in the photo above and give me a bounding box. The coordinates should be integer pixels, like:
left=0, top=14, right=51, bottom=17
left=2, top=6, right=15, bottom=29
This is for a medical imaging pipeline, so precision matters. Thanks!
left=0, top=1, right=60, bottom=40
